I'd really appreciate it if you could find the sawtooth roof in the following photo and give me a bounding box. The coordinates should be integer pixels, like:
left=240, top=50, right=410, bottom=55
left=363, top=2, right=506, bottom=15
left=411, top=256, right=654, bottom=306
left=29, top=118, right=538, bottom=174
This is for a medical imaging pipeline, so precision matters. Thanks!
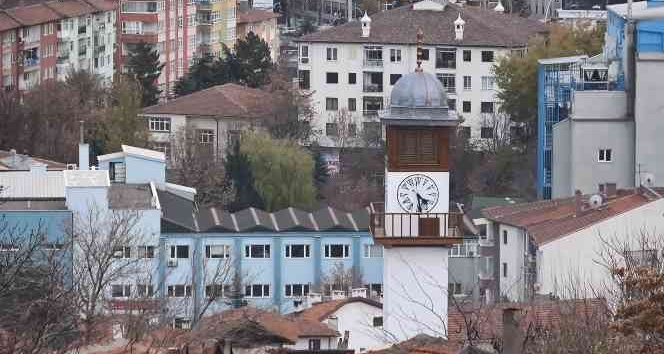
left=141, top=83, right=276, bottom=118
left=295, top=2, right=546, bottom=47
left=158, top=188, right=371, bottom=233
left=481, top=190, right=658, bottom=245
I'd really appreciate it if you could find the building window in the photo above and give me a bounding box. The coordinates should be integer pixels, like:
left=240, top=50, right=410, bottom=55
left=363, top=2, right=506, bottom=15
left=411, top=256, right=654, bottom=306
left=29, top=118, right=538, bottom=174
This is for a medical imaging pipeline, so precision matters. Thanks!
left=205, top=244, right=231, bottom=258
left=326, top=47, right=338, bottom=61
left=450, top=242, right=478, bottom=257
left=326, top=122, right=339, bottom=136
left=326, top=97, right=338, bottom=111
left=481, top=76, right=495, bottom=90
left=391, top=128, right=445, bottom=169
left=458, top=126, right=471, bottom=140
left=481, top=50, right=494, bottom=62
left=347, top=98, right=357, bottom=112
left=113, top=246, right=131, bottom=259
left=136, top=284, right=154, bottom=297
left=437, top=73, right=456, bottom=93
left=148, top=117, right=171, bottom=132
left=390, top=48, right=401, bottom=62
left=598, top=149, right=612, bottom=162
left=365, top=283, right=383, bottom=297
left=503, top=230, right=508, bottom=244
left=463, top=76, right=472, bottom=90
left=151, top=142, right=170, bottom=160
left=481, top=102, right=495, bottom=114
left=372, top=316, right=383, bottom=327
left=173, top=318, right=191, bottom=330
left=363, top=244, right=383, bottom=258
left=300, top=45, right=309, bottom=63
left=364, top=46, right=383, bottom=66
left=198, top=129, right=214, bottom=144
left=285, top=244, right=310, bottom=258
left=448, top=282, right=462, bottom=295
left=205, top=283, right=231, bottom=298
left=137, top=246, right=155, bottom=259
left=435, top=48, right=456, bottom=69
left=481, top=127, right=494, bottom=139
left=245, top=284, right=270, bottom=298
left=502, top=263, right=508, bottom=277
left=448, top=98, right=457, bottom=111
left=245, top=244, right=270, bottom=258
left=348, top=72, right=357, bottom=84
left=462, top=101, right=471, bottom=113
left=167, top=284, right=192, bottom=297
left=298, top=70, right=310, bottom=90
left=285, top=283, right=310, bottom=297
left=326, top=72, right=339, bottom=84
left=390, top=74, right=402, bottom=85
left=463, top=50, right=471, bottom=62
left=111, top=284, right=131, bottom=298
left=420, top=49, right=429, bottom=60
left=324, top=244, right=350, bottom=258
left=170, top=245, right=190, bottom=259
left=308, top=339, right=321, bottom=351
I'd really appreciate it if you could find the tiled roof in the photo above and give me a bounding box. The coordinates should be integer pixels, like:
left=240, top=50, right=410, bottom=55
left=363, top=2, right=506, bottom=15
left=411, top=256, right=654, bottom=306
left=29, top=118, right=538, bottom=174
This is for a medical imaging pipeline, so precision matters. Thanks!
left=237, top=9, right=280, bottom=24
left=0, top=13, right=20, bottom=31
left=44, top=0, right=94, bottom=17
left=0, top=0, right=116, bottom=30
left=4, top=3, right=60, bottom=26
left=481, top=191, right=654, bottom=245
left=295, top=2, right=546, bottom=47
left=196, top=307, right=339, bottom=346
left=291, top=297, right=383, bottom=322
left=141, top=83, right=276, bottom=118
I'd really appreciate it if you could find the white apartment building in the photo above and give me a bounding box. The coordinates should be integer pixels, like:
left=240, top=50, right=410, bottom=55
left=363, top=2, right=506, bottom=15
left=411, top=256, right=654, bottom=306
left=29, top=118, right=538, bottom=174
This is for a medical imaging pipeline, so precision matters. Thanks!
left=294, top=0, right=545, bottom=152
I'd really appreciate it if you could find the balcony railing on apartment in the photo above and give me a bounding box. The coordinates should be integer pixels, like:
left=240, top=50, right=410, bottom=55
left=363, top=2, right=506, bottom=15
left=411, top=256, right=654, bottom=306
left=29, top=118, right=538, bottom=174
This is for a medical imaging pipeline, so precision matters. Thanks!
left=370, top=211, right=463, bottom=238
left=363, top=59, right=383, bottom=68
left=363, top=109, right=379, bottom=118
left=363, top=83, right=383, bottom=93
left=22, top=58, right=39, bottom=68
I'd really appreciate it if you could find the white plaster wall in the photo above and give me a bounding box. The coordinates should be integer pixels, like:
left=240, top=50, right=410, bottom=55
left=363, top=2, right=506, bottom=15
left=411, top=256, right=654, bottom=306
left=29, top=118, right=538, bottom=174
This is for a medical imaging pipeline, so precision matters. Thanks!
left=383, top=247, right=449, bottom=342
left=498, top=224, right=526, bottom=301
left=325, top=301, right=387, bottom=352
left=298, top=41, right=509, bottom=142
left=538, top=197, right=664, bottom=302
left=289, top=337, right=337, bottom=350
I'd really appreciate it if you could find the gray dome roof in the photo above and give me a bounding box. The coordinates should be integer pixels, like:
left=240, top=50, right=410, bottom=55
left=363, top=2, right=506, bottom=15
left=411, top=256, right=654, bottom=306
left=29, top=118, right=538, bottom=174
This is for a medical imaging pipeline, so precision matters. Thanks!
left=390, top=71, right=448, bottom=108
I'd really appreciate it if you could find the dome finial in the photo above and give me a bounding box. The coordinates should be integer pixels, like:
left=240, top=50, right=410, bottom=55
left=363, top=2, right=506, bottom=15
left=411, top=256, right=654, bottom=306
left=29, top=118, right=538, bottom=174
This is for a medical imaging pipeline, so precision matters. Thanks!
left=416, top=27, right=424, bottom=72
left=494, top=0, right=505, bottom=12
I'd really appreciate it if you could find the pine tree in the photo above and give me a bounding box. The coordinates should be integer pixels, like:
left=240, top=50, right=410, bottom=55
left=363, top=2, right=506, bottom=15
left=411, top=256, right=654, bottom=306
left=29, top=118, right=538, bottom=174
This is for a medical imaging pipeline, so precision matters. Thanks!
left=126, top=42, right=164, bottom=106
left=224, top=141, right=265, bottom=211
left=234, top=32, right=273, bottom=88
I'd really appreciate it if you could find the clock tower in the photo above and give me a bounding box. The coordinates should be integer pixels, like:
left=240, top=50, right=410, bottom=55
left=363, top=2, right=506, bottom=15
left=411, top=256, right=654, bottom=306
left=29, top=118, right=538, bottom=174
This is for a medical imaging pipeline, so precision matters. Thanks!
left=371, top=29, right=462, bottom=342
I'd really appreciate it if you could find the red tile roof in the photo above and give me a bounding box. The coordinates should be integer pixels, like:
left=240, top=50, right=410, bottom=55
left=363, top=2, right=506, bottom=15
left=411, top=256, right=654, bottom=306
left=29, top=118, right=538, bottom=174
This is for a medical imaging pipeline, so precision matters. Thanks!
left=4, top=3, right=60, bottom=26
left=142, top=83, right=276, bottom=118
left=237, top=9, right=280, bottom=24
left=44, top=0, right=95, bottom=17
left=291, top=297, right=383, bottom=322
left=0, top=0, right=116, bottom=30
left=81, top=0, right=117, bottom=12
left=0, top=13, right=20, bottom=31
left=295, top=3, right=546, bottom=47
left=481, top=191, right=654, bottom=245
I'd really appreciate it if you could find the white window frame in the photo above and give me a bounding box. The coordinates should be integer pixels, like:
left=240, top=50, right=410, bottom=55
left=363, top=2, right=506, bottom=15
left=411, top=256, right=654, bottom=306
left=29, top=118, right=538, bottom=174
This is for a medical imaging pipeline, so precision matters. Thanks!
left=598, top=148, right=612, bottom=162
left=167, top=284, right=192, bottom=297
left=111, top=284, right=132, bottom=298
left=245, top=244, right=271, bottom=258
left=481, top=76, right=495, bottom=91
left=173, top=317, right=191, bottom=329
left=326, top=47, right=338, bottom=61
left=324, top=244, right=350, bottom=259
left=390, top=48, right=401, bottom=62
left=137, top=245, right=155, bottom=258
left=148, top=116, right=171, bottom=132
left=285, top=244, right=310, bottom=258
left=198, top=129, right=214, bottom=144
left=363, top=244, right=383, bottom=258
left=284, top=283, right=310, bottom=297
left=245, top=283, right=270, bottom=298
left=136, top=284, right=155, bottom=297
left=463, top=75, right=472, bottom=90
left=113, top=246, right=131, bottom=259
left=206, top=244, right=231, bottom=259
left=170, top=245, right=190, bottom=259
left=205, top=283, right=231, bottom=298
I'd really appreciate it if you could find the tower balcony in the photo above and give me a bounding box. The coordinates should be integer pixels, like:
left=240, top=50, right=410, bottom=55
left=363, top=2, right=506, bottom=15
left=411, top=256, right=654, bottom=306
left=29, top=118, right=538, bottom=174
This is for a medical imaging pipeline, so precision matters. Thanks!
left=369, top=203, right=464, bottom=247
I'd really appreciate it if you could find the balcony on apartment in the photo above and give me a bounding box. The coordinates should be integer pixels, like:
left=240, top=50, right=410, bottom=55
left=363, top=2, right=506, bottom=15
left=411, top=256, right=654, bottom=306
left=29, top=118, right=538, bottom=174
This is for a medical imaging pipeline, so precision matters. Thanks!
left=22, top=48, right=39, bottom=71
left=363, top=46, right=383, bottom=68
left=197, top=11, right=213, bottom=25
left=363, top=72, right=383, bottom=93
left=369, top=202, right=464, bottom=247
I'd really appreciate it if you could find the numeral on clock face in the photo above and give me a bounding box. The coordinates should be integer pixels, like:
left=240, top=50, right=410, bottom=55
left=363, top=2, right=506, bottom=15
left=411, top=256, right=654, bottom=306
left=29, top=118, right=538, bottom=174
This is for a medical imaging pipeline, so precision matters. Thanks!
left=397, top=174, right=439, bottom=213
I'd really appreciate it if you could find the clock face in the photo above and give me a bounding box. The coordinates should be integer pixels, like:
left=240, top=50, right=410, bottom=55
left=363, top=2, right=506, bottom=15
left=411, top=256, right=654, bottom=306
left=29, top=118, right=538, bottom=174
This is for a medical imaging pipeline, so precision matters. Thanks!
left=397, top=174, right=439, bottom=213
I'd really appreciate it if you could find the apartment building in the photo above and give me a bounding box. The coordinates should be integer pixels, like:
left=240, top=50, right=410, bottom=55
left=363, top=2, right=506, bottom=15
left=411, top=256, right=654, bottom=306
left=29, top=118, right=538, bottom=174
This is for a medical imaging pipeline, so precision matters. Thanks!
left=0, top=0, right=116, bottom=92
left=294, top=0, right=545, bottom=156
left=117, top=0, right=236, bottom=97
left=236, top=7, right=280, bottom=61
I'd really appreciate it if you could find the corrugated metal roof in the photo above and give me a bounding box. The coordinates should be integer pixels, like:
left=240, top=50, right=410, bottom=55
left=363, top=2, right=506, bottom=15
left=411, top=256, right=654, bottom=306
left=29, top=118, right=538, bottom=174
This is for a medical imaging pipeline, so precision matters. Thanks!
left=64, top=170, right=109, bottom=187
left=0, top=170, right=65, bottom=199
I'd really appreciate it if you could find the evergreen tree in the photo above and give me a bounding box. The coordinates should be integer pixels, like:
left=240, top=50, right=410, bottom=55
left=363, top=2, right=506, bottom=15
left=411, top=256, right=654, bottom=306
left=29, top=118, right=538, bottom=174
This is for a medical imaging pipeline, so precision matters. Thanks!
left=235, top=32, right=273, bottom=88
left=126, top=42, right=164, bottom=106
left=224, top=141, right=265, bottom=211
left=312, top=146, right=329, bottom=194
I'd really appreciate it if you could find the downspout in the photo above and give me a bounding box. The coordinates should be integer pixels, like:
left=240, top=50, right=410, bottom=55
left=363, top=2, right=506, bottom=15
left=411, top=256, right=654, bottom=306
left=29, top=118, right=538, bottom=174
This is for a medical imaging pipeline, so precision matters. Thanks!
left=216, top=117, right=220, bottom=158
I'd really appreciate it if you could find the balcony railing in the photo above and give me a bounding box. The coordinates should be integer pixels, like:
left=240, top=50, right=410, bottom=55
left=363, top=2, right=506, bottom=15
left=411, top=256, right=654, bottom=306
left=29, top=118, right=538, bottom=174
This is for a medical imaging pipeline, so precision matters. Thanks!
left=363, top=83, right=383, bottom=93
left=370, top=212, right=463, bottom=238
left=364, top=59, right=383, bottom=67
left=23, top=58, right=39, bottom=67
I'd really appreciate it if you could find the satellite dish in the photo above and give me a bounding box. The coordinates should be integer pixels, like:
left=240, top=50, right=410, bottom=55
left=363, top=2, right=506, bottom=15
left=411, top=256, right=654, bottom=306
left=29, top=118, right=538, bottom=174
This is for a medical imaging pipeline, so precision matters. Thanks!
left=589, top=194, right=603, bottom=209
left=644, top=173, right=656, bottom=187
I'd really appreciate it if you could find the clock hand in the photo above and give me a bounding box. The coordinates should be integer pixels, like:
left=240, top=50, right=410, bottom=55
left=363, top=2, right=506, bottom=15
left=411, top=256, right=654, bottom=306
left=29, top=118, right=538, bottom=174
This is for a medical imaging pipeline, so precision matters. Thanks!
left=416, top=193, right=423, bottom=213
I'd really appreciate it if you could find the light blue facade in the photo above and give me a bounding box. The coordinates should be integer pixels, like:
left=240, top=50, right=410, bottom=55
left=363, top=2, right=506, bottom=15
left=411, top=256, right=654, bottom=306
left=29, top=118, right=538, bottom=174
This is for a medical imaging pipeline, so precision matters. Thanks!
left=161, top=231, right=383, bottom=314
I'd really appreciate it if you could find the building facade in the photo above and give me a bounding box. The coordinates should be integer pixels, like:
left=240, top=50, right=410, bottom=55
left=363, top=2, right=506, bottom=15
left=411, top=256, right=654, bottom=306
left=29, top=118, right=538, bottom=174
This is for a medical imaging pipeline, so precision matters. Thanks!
left=294, top=0, right=545, bottom=162
left=236, top=8, right=280, bottom=61
left=0, top=0, right=117, bottom=92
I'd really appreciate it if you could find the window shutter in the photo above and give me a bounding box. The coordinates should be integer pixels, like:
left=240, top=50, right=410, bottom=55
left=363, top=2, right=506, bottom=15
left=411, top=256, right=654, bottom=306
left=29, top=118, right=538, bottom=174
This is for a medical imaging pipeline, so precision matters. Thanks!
left=420, top=131, right=436, bottom=164
left=398, top=131, right=419, bottom=164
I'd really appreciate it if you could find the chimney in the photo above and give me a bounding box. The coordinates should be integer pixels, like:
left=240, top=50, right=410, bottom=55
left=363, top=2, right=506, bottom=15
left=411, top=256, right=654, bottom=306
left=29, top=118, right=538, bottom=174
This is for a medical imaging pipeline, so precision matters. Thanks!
left=79, top=121, right=89, bottom=170
left=360, top=12, right=371, bottom=38
left=502, top=307, right=524, bottom=354
left=575, top=190, right=584, bottom=216
left=9, top=149, right=17, bottom=167
left=454, top=13, right=465, bottom=41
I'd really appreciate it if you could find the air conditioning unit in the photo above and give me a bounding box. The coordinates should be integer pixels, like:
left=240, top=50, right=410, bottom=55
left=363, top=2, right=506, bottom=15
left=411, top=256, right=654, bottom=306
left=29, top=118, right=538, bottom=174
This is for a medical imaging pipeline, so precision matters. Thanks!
left=300, top=57, right=309, bottom=64
left=66, top=163, right=78, bottom=170
left=167, top=259, right=178, bottom=267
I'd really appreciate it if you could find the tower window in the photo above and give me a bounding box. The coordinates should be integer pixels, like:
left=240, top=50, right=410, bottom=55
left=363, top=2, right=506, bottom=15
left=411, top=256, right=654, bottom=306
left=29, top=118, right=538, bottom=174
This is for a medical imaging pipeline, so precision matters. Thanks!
left=388, top=127, right=449, bottom=171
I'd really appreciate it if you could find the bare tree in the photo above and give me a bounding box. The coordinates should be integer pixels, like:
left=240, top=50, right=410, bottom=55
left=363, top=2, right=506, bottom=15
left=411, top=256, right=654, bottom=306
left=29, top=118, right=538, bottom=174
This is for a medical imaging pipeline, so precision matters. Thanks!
left=321, top=262, right=364, bottom=296
left=479, top=112, right=511, bottom=153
